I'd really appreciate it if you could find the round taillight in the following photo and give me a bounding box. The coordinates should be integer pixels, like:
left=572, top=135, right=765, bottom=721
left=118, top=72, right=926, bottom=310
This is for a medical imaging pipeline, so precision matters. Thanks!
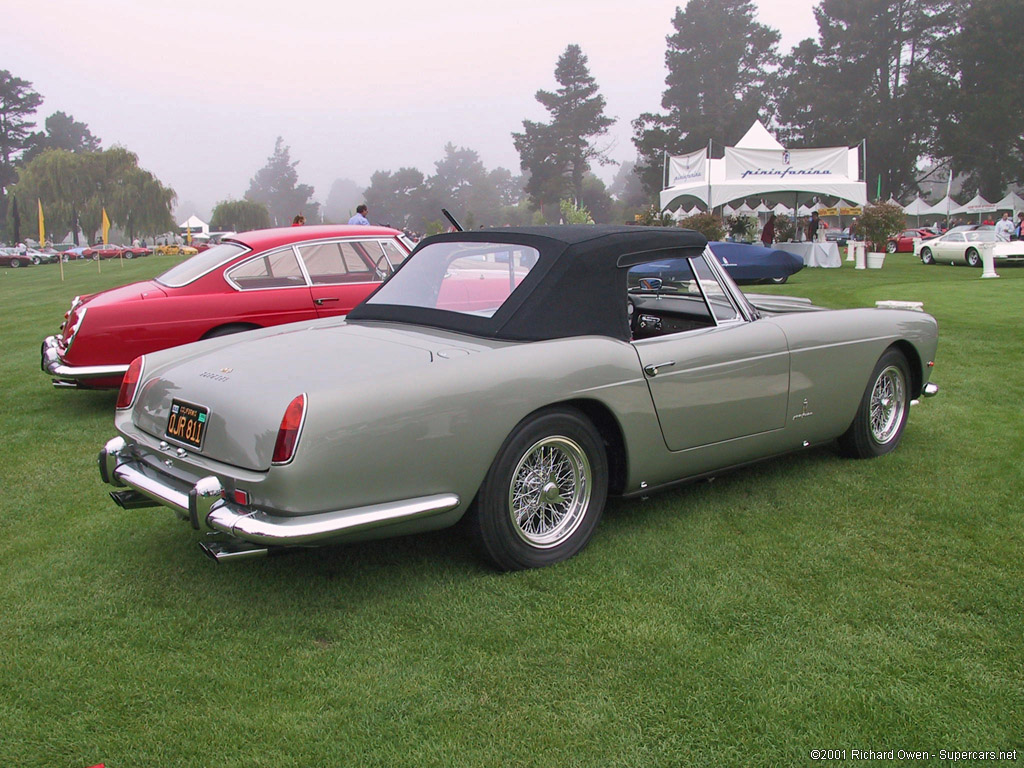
left=272, top=394, right=307, bottom=465
left=116, top=356, right=144, bottom=409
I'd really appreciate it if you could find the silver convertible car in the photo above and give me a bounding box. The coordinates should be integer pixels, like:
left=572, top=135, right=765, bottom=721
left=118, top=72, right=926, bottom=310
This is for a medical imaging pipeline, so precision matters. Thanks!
left=99, top=226, right=939, bottom=569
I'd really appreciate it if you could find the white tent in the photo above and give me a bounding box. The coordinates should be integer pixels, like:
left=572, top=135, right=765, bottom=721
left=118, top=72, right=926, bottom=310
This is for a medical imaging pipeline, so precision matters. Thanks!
left=924, top=196, right=959, bottom=217
left=671, top=206, right=689, bottom=222
left=722, top=203, right=736, bottom=215
left=660, top=120, right=868, bottom=211
left=992, top=191, right=1024, bottom=213
left=178, top=215, right=210, bottom=235
left=772, top=202, right=793, bottom=215
left=903, top=197, right=932, bottom=216
left=734, top=201, right=755, bottom=215
left=754, top=201, right=772, bottom=214
left=951, top=194, right=995, bottom=215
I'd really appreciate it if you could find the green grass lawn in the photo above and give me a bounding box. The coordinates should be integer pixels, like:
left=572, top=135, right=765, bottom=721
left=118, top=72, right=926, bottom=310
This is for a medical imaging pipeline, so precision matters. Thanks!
left=1, top=254, right=1021, bottom=767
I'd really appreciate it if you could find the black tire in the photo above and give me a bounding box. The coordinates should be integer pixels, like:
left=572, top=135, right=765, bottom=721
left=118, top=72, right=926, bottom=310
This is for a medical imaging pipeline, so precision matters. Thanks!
left=32, top=256, right=41, bottom=265
left=838, top=348, right=911, bottom=459
left=124, top=252, right=134, bottom=259
left=201, top=323, right=259, bottom=339
left=965, top=247, right=981, bottom=268
left=920, top=247, right=934, bottom=265
left=886, top=240, right=898, bottom=254
left=9, top=257, right=21, bottom=268
left=470, top=408, right=608, bottom=570
left=769, top=275, right=788, bottom=284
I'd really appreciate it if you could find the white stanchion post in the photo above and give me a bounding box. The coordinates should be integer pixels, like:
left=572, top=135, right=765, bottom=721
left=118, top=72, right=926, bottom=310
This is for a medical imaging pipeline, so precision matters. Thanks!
left=846, top=241, right=855, bottom=262
left=980, top=244, right=999, bottom=279
left=854, top=242, right=866, bottom=270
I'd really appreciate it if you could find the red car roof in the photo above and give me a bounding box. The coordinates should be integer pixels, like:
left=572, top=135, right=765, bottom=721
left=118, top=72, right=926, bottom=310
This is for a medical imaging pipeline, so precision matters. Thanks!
left=227, top=225, right=402, bottom=251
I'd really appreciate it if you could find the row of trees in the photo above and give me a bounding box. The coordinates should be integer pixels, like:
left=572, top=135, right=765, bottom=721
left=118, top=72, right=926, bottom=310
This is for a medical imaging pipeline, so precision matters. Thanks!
left=1, top=69, right=177, bottom=244
left=517, top=0, right=1022, bottom=214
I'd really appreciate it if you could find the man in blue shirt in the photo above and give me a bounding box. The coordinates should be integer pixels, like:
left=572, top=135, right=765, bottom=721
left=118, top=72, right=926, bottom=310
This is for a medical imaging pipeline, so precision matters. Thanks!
left=348, top=204, right=370, bottom=225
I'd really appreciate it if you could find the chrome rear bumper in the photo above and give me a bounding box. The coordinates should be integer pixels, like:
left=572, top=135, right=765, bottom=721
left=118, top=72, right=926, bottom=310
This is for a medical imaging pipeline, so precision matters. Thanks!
left=41, top=335, right=129, bottom=383
left=99, top=436, right=461, bottom=557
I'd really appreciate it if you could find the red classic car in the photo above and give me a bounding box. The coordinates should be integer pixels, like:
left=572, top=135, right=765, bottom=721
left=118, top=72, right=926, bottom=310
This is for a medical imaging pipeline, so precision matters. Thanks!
left=42, top=225, right=411, bottom=388
left=81, top=244, right=126, bottom=259
left=887, top=228, right=937, bottom=253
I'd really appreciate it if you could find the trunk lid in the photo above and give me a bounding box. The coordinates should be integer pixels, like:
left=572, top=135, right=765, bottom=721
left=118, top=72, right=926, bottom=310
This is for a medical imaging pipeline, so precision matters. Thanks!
left=132, top=323, right=457, bottom=470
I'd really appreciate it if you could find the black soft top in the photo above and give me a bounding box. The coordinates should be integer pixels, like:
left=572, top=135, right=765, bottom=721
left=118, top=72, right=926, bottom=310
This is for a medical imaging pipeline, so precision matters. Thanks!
left=347, top=225, right=709, bottom=341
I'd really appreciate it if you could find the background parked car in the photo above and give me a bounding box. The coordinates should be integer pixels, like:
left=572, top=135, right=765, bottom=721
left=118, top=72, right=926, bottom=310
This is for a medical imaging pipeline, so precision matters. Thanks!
left=0, top=247, right=34, bottom=268
left=916, top=229, right=996, bottom=266
left=887, top=228, right=937, bottom=253
left=42, top=225, right=412, bottom=388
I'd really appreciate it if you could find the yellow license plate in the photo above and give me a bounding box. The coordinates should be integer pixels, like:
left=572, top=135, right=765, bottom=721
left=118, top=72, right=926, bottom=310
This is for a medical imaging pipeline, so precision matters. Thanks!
left=166, top=399, right=209, bottom=450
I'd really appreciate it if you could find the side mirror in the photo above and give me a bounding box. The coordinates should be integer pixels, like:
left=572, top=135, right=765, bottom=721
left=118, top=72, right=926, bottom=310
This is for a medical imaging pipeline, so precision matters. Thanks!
left=639, top=277, right=662, bottom=292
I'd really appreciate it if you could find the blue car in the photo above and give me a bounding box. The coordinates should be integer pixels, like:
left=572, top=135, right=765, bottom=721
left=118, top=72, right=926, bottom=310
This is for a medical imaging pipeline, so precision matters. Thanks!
left=708, top=242, right=805, bottom=285
left=631, top=242, right=805, bottom=287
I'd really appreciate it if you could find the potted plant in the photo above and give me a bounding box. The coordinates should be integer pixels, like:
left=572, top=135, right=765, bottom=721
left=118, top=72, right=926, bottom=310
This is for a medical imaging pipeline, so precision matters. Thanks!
left=857, top=201, right=906, bottom=268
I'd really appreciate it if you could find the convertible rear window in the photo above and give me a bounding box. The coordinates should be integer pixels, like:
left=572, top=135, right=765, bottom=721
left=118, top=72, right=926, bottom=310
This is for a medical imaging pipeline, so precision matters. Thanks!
left=156, top=243, right=248, bottom=288
left=364, top=241, right=538, bottom=317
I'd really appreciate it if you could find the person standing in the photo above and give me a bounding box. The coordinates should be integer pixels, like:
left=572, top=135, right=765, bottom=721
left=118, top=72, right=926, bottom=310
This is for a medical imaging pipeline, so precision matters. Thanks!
left=760, top=213, right=776, bottom=246
left=1015, top=212, right=1024, bottom=240
left=292, top=214, right=306, bottom=226
left=994, top=211, right=1014, bottom=242
left=807, top=211, right=820, bottom=242
left=348, top=205, right=370, bottom=226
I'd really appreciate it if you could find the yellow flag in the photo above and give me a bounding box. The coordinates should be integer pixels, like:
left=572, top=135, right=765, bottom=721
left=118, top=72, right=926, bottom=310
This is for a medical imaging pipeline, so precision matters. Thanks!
left=186, top=223, right=192, bottom=245
left=38, top=199, right=45, bottom=246
left=102, top=208, right=111, bottom=245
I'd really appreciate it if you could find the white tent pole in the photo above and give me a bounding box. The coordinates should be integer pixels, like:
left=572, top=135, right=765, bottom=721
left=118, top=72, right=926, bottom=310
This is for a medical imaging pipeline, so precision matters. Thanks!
left=706, top=138, right=712, bottom=214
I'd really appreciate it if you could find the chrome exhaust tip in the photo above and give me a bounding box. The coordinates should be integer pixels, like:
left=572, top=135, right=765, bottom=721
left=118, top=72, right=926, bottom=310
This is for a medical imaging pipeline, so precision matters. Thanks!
left=199, top=537, right=269, bottom=562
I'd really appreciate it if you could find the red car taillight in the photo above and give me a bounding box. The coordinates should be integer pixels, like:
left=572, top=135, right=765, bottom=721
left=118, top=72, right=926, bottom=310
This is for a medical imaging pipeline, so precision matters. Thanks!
left=117, top=356, right=144, bottom=409
left=272, top=394, right=307, bottom=465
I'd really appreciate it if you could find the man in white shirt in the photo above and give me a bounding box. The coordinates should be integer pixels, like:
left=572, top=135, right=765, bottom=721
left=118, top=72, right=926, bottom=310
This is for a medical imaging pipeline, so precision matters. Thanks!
left=994, top=212, right=1014, bottom=242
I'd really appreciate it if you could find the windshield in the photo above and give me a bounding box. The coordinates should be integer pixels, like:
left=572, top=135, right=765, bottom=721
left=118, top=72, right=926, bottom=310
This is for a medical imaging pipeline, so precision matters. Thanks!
left=364, top=241, right=538, bottom=317
left=156, top=242, right=248, bottom=287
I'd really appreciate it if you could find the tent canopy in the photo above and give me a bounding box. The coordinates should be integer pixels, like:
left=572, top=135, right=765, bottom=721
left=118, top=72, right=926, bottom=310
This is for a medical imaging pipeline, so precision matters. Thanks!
left=951, top=194, right=995, bottom=215
left=992, top=191, right=1024, bottom=212
left=660, top=121, right=867, bottom=212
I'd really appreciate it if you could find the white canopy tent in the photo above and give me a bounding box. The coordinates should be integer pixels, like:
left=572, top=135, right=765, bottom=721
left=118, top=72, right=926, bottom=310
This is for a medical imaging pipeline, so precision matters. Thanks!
left=903, top=197, right=932, bottom=216
left=660, top=120, right=868, bottom=212
left=951, top=194, right=995, bottom=216
left=924, top=196, right=959, bottom=218
left=992, top=191, right=1024, bottom=213
left=178, top=215, right=210, bottom=236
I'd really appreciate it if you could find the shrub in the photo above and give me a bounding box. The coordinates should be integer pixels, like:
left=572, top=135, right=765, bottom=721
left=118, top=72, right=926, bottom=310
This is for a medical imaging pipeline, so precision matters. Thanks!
left=678, top=212, right=726, bottom=241
left=858, top=200, right=906, bottom=252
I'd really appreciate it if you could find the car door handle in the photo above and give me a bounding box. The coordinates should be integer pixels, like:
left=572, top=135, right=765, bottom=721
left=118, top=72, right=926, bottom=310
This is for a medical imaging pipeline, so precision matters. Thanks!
left=643, top=361, right=676, bottom=377
left=314, top=297, right=340, bottom=306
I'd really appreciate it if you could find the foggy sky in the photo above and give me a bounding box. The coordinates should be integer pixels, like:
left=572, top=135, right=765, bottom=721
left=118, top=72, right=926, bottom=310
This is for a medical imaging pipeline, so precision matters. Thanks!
left=5, top=0, right=818, bottom=218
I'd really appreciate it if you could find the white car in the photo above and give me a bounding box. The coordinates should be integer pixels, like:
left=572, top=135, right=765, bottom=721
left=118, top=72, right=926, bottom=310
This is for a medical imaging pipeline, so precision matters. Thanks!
left=916, top=229, right=996, bottom=267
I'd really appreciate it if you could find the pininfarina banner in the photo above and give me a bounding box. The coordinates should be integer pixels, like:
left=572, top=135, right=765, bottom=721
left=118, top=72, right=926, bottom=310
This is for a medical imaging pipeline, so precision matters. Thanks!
left=668, top=149, right=708, bottom=186
left=724, top=147, right=849, bottom=182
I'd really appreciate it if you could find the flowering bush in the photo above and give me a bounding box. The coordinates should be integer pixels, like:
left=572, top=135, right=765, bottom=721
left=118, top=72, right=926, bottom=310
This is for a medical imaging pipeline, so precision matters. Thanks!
left=858, top=201, right=906, bottom=252
left=678, top=212, right=726, bottom=241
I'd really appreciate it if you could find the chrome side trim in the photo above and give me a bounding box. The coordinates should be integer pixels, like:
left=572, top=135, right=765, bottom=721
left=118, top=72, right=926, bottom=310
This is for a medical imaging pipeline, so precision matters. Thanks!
left=206, top=493, right=461, bottom=546
left=42, top=335, right=130, bottom=380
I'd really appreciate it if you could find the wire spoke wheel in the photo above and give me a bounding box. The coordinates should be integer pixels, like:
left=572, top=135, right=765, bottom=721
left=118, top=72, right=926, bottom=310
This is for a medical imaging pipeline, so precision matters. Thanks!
left=869, top=365, right=906, bottom=445
left=509, top=436, right=591, bottom=548
left=838, top=348, right=911, bottom=459
left=472, top=408, right=608, bottom=570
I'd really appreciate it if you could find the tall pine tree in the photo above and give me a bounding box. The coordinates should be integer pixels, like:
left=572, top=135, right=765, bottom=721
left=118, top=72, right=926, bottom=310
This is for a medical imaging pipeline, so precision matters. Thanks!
left=245, top=137, right=318, bottom=226
left=632, top=0, right=780, bottom=196
left=513, top=44, right=614, bottom=210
